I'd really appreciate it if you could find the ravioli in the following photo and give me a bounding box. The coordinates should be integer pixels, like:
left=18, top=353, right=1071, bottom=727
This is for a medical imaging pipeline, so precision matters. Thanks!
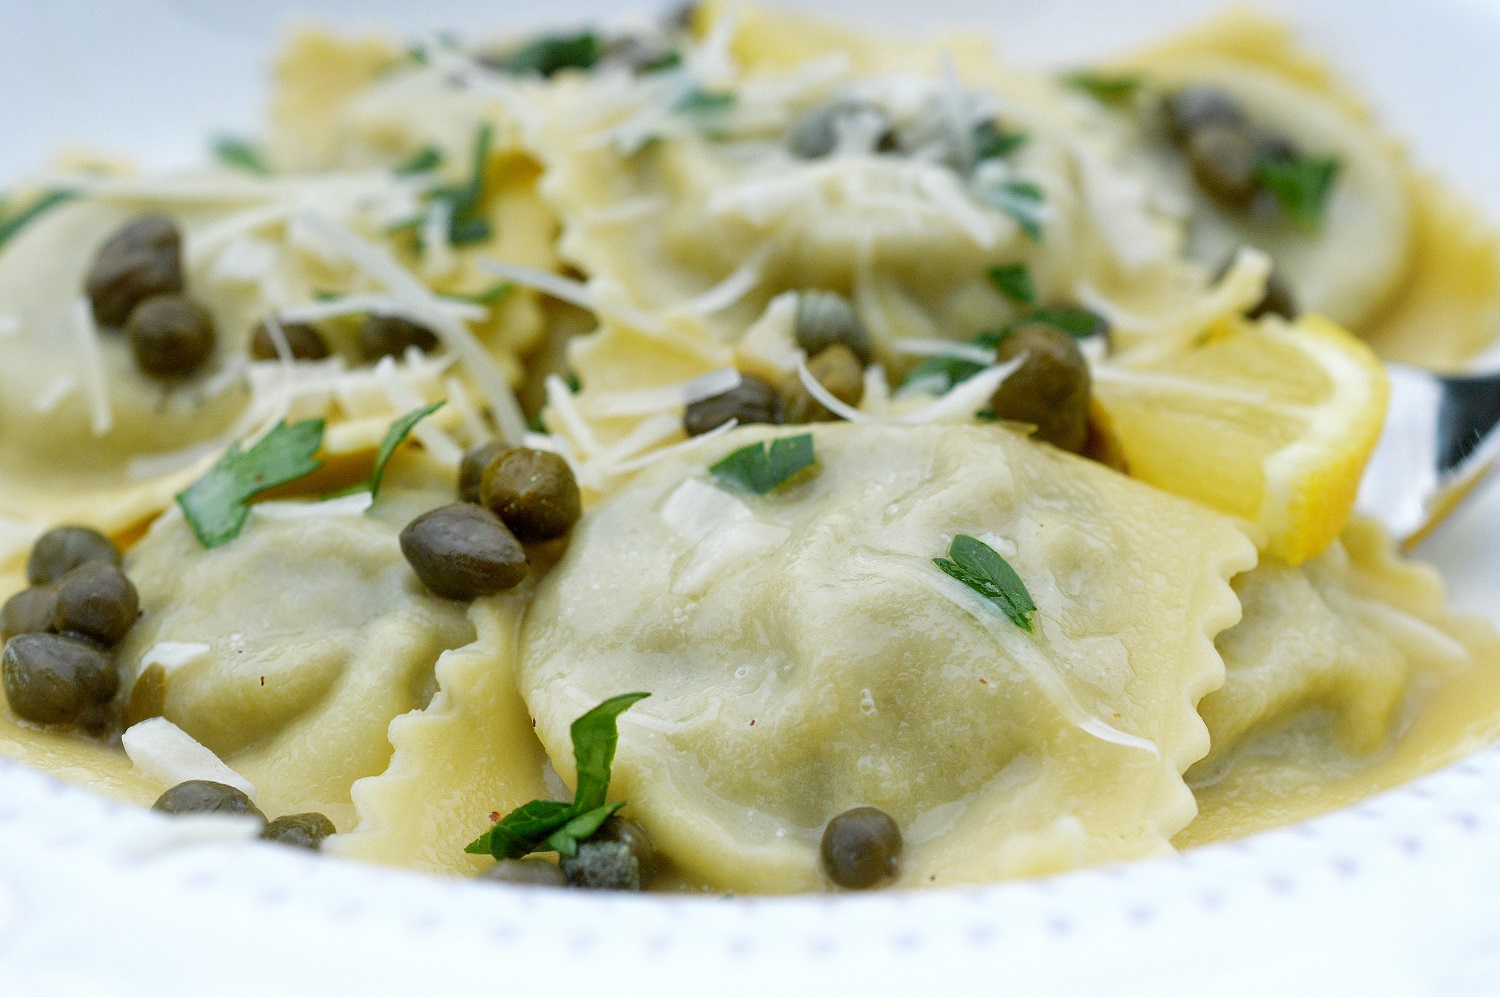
left=519, top=423, right=1254, bottom=892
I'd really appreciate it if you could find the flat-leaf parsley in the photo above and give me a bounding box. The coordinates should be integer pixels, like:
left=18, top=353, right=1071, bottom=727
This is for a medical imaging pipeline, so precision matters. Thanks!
left=175, top=419, right=326, bottom=548
left=934, top=534, right=1037, bottom=632
left=710, top=434, right=815, bottom=494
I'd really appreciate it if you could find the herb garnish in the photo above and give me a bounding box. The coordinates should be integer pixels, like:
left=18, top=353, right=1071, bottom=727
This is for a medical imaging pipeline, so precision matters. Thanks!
left=1029, top=306, right=1105, bottom=339
left=1063, top=71, right=1145, bottom=105
left=498, top=32, right=601, bottom=77
left=989, top=263, right=1035, bottom=306
left=466, top=692, right=650, bottom=860
left=440, top=282, right=514, bottom=307
left=676, top=88, right=737, bottom=116
left=1255, top=153, right=1340, bottom=229
left=710, top=434, right=816, bottom=494
left=369, top=402, right=445, bottom=499
left=973, top=120, right=1029, bottom=161
left=176, top=419, right=326, bottom=548
left=0, top=190, right=77, bottom=248
left=212, top=137, right=272, bottom=177
left=395, top=146, right=445, bottom=175
left=986, top=181, right=1046, bottom=241
left=427, top=124, right=494, bottom=246
left=934, top=534, right=1037, bottom=632
left=901, top=352, right=988, bottom=395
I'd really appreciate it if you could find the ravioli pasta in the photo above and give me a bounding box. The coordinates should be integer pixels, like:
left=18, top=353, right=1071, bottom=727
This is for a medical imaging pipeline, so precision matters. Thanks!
left=0, top=2, right=1498, bottom=895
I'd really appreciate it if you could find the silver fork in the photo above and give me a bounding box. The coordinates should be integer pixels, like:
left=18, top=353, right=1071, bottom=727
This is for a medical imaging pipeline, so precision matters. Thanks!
left=1356, top=364, right=1500, bottom=549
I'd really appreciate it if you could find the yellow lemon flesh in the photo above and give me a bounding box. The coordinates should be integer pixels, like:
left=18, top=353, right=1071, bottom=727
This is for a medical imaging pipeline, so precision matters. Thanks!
left=1093, top=314, right=1389, bottom=565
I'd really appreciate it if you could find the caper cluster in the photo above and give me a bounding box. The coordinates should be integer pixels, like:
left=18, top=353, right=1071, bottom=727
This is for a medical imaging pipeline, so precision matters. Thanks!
left=152, top=780, right=336, bottom=851
left=400, top=444, right=583, bottom=600
left=1, top=526, right=138, bottom=728
left=479, top=815, right=658, bottom=891
left=683, top=290, right=870, bottom=437
left=250, top=312, right=441, bottom=366
left=84, top=215, right=216, bottom=380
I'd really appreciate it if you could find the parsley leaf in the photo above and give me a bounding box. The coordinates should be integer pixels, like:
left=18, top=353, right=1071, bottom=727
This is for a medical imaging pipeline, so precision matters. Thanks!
left=710, top=434, right=815, bottom=494
left=466, top=692, right=650, bottom=860
left=1063, top=71, right=1145, bottom=105
left=212, top=137, right=272, bottom=177
left=439, top=282, right=513, bottom=307
left=989, top=263, right=1035, bottom=306
left=1029, top=306, right=1106, bottom=339
left=985, top=181, right=1046, bottom=241
left=498, top=32, right=601, bottom=77
left=427, top=123, right=494, bottom=246
left=899, top=353, right=987, bottom=395
left=175, top=419, right=326, bottom=548
left=676, top=88, right=736, bottom=116
left=973, top=120, right=1029, bottom=161
left=1255, top=153, right=1341, bottom=229
left=0, top=190, right=76, bottom=248
left=934, top=534, right=1037, bottom=632
left=369, top=402, right=445, bottom=499
left=395, top=146, right=445, bottom=175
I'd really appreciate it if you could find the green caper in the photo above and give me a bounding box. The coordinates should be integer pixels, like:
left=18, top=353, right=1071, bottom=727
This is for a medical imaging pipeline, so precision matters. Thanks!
left=121, top=662, right=167, bottom=730
left=1186, top=125, right=1260, bottom=209
left=125, top=295, right=216, bottom=379
left=559, top=840, right=642, bottom=891
left=360, top=314, right=439, bottom=362
left=781, top=343, right=865, bottom=424
left=28, top=525, right=121, bottom=585
left=399, top=503, right=529, bottom=600
left=152, top=780, right=266, bottom=823
left=459, top=442, right=512, bottom=505
left=1, top=586, right=57, bottom=639
left=683, top=373, right=782, bottom=437
left=249, top=320, right=331, bottom=362
left=480, top=448, right=582, bottom=543
left=84, top=214, right=184, bottom=328
left=795, top=291, right=873, bottom=365
left=820, top=806, right=902, bottom=890
left=51, top=562, right=139, bottom=647
left=1163, top=86, right=1248, bottom=145
left=260, top=812, right=336, bottom=850
left=480, top=858, right=568, bottom=887
left=591, top=815, right=658, bottom=887
left=990, top=322, right=1092, bottom=454
left=788, top=100, right=896, bottom=160
left=1, top=633, right=119, bottom=726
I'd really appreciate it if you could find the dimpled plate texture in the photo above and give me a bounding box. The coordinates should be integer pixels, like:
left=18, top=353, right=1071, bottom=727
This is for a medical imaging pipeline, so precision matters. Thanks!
left=2, top=0, right=1500, bottom=993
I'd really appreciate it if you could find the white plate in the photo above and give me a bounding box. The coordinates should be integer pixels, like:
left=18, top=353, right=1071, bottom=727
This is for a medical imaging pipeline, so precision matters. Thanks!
left=1, top=1, right=1499, bottom=993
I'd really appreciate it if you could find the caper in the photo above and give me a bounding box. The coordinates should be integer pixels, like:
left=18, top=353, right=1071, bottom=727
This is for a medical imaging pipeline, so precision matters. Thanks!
left=795, top=291, right=873, bottom=365
left=1, top=633, right=119, bottom=726
left=84, top=214, right=184, bottom=328
left=781, top=343, right=865, bottom=424
left=52, top=562, right=139, bottom=647
left=152, top=780, right=266, bottom=824
left=1186, top=125, right=1260, bottom=209
left=480, top=858, right=568, bottom=887
left=820, top=806, right=902, bottom=890
left=683, top=373, right=782, bottom=437
left=360, top=314, right=439, bottom=362
left=260, top=812, right=336, bottom=850
left=591, top=815, right=658, bottom=887
left=28, top=525, right=121, bottom=585
left=1, top=586, right=57, bottom=639
left=788, top=100, right=896, bottom=160
left=459, top=442, right=511, bottom=505
left=559, top=840, right=642, bottom=891
left=989, top=322, right=1092, bottom=454
left=125, top=295, right=216, bottom=379
left=400, top=504, right=529, bottom=600
left=249, top=320, right=331, bottom=362
left=480, top=448, right=582, bottom=543
left=121, top=662, right=167, bottom=730
left=1163, top=86, right=1248, bottom=145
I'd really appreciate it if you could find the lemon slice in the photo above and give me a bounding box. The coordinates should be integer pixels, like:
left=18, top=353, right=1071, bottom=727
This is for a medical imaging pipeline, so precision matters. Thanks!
left=1093, top=314, right=1388, bottom=564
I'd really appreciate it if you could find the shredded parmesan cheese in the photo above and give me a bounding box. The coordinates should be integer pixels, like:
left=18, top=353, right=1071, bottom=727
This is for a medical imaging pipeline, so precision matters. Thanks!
left=33, top=374, right=76, bottom=414
left=70, top=298, right=112, bottom=435
left=139, top=642, right=211, bottom=677
left=122, top=717, right=258, bottom=799
left=253, top=492, right=376, bottom=519
left=478, top=258, right=597, bottom=311
left=585, top=368, right=742, bottom=418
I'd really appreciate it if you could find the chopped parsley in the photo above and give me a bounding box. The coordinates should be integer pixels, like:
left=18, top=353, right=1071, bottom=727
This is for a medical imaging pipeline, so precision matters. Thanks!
left=1029, top=306, right=1105, bottom=339
left=497, top=32, right=601, bottom=77
left=989, top=263, right=1035, bottom=306
left=900, top=353, right=987, bottom=395
left=1255, top=153, right=1341, bottom=229
left=973, top=120, right=1029, bottom=161
left=212, top=137, right=272, bottom=177
left=395, top=146, right=445, bottom=175
left=934, top=534, right=1037, bottom=632
left=440, top=282, right=513, bottom=307
left=427, top=123, right=495, bottom=246
left=0, top=190, right=77, bottom=248
left=175, top=419, right=326, bottom=548
left=986, top=181, right=1046, bottom=241
left=642, top=49, right=683, bottom=73
left=564, top=372, right=581, bottom=394
left=369, top=402, right=445, bottom=499
left=466, top=693, right=650, bottom=860
left=676, top=88, right=736, bottom=116
left=711, top=434, right=815, bottom=494
left=1063, top=71, right=1145, bottom=105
